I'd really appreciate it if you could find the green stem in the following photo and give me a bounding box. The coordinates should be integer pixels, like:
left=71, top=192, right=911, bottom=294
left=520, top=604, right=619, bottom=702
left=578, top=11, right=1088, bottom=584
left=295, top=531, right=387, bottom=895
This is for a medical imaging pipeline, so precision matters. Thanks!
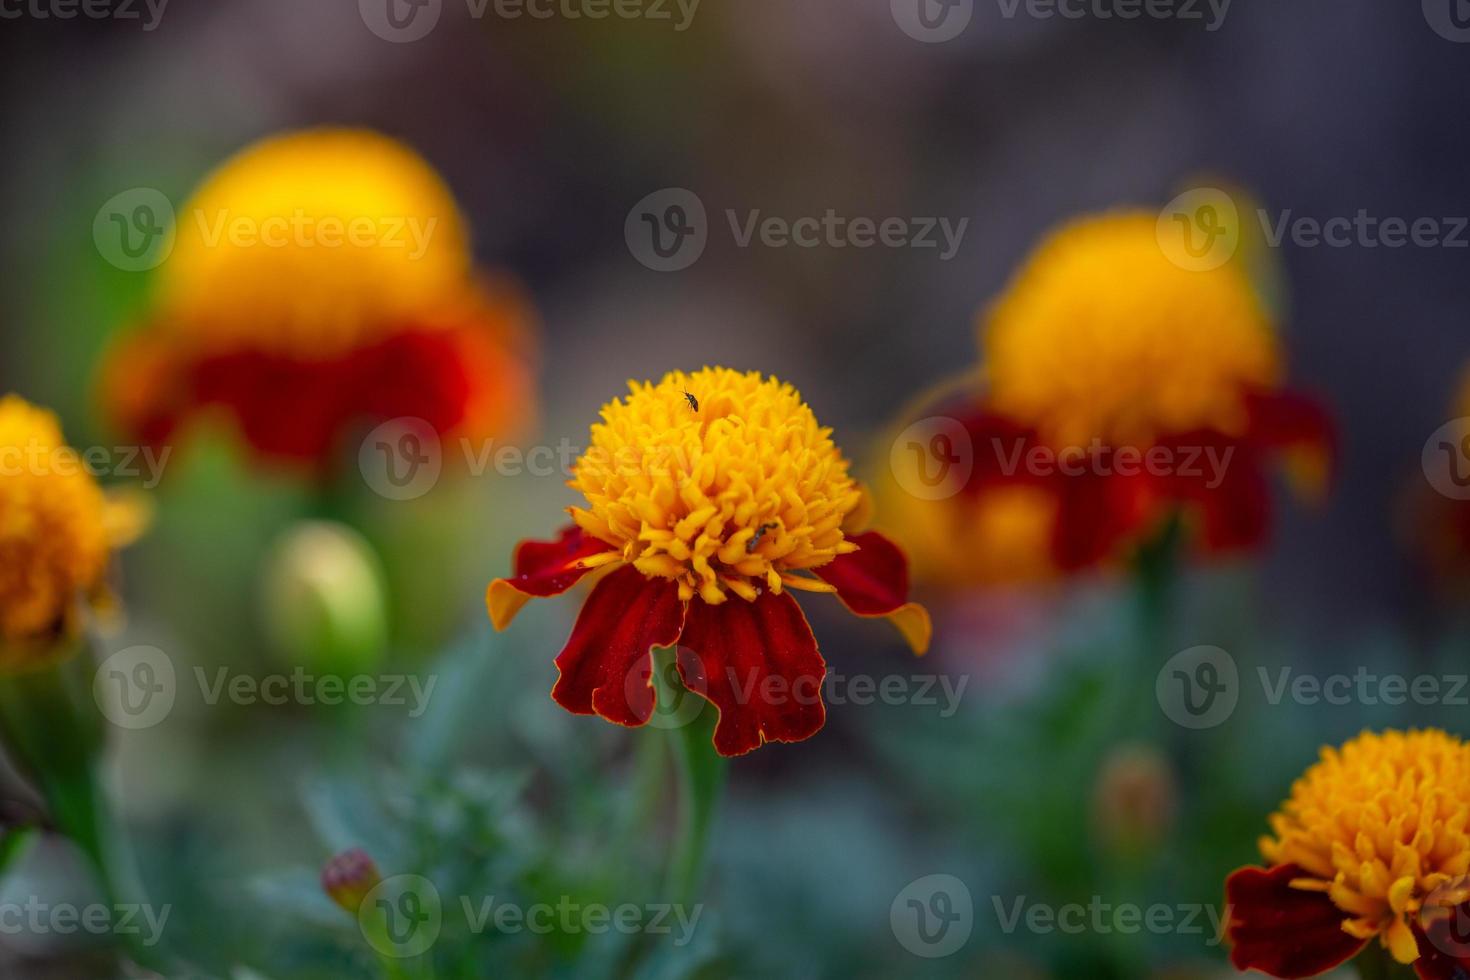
left=1133, top=511, right=1184, bottom=662
left=654, top=648, right=727, bottom=906
left=1355, top=944, right=1417, bottom=980
left=0, top=649, right=161, bottom=970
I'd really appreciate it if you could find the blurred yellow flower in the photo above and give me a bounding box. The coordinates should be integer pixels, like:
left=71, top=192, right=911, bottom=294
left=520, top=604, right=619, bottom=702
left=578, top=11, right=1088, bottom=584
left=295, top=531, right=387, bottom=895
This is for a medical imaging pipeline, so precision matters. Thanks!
left=159, top=128, right=472, bottom=358
left=983, top=211, right=1281, bottom=449
left=101, top=128, right=535, bottom=472
left=0, top=396, right=136, bottom=658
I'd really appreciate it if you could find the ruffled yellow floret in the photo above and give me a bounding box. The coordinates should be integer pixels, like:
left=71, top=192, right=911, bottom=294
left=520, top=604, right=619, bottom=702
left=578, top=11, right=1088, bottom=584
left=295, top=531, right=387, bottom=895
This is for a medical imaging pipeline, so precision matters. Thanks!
left=158, top=128, right=471, bottom=358
left=0, top=396, right=113, bottom=646
left=983, top=212, right=1282, bottom=448
left=569, top=368, right=865, bottom=605
left=1260, top=729, right=1470, bottom=965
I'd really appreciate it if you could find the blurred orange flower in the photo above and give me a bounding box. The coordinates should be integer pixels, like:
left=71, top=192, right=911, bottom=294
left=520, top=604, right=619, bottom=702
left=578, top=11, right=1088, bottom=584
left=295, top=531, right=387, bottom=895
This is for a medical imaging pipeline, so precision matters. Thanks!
left=99, top=128, right=535, bottom=474
left=880, top=210, right=1333, bottom=583
left=0, top=395, right=141, bottom=665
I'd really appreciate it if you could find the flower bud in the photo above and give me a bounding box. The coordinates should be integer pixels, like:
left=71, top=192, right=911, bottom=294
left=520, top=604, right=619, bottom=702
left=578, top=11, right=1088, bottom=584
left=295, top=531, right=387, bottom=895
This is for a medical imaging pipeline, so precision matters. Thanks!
left=1092, top=742, right=1177, bottom=857
left=321, top=848, right=382, bottom=914
left=260, top=521, right=389, bottom=676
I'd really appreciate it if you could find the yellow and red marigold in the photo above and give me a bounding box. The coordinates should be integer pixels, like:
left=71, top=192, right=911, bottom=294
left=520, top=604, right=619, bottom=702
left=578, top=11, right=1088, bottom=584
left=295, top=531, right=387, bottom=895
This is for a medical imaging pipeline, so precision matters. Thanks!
left=1226, top=729, right=1470, bottom=979
left=487, top=367, right=931, bottom=756
left=884, top=211, right=1333, bottom=578
left=0, top=395, right=138, bottom=665
left=100, top=128, right=534, bottom=472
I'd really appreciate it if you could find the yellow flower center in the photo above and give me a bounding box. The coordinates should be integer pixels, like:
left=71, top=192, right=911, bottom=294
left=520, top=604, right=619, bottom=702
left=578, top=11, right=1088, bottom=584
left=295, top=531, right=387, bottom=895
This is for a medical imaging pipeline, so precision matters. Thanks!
left=1261, top=729, right=1470, bottom=965
left=982, top=212, right=1282, bottom=448
left=0, top=396, right=111, bottom=644
left=158, top=128, right=471, bottom=358
left=569, top=368, right=865, bottom=605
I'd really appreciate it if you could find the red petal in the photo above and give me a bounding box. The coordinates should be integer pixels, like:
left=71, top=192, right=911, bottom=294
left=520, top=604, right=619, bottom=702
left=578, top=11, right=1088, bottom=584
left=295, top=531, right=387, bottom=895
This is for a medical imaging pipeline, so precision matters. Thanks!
left=550, top=566, right=686, bottom=726
left=815, top=532, right=932, bottom=654
left=1414, top=905, right=1470, bottom=979
left=1050, top=466, right=1146, bottom=570
left=675, top=590, right=826, bottom=757
left=815, top=532, right=911, bottom=615
left=1247, top=389, right=1336, bottom=456
left=486, top=526, right=615, bottom=630
left=1225, top=864, right=1366, bottom=978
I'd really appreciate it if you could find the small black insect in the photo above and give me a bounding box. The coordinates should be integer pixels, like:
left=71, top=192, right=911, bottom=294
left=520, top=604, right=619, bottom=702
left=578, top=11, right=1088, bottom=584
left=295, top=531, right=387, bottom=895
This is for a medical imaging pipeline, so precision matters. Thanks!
left=747, top=522, right=779, bottom=553
left=683, top=391, right=700, bottom=412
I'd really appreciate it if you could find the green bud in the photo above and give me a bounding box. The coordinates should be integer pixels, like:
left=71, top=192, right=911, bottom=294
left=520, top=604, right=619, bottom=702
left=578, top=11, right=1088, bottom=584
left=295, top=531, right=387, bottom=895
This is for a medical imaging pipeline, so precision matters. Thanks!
left=260, top=521, right=389, bottom=676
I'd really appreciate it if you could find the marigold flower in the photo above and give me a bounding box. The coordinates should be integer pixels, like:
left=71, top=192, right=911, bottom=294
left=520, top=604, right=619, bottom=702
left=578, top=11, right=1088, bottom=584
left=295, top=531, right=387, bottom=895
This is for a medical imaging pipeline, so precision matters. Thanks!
left=100, top=128, right=534, bottom=472
left=1226, top=729, right=1470, bottom=979
left=0, top=395, right=137, bottom=662
left=883, top=210, right=1334, bottom=578
left=487, top=367, right=931, bottom=756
